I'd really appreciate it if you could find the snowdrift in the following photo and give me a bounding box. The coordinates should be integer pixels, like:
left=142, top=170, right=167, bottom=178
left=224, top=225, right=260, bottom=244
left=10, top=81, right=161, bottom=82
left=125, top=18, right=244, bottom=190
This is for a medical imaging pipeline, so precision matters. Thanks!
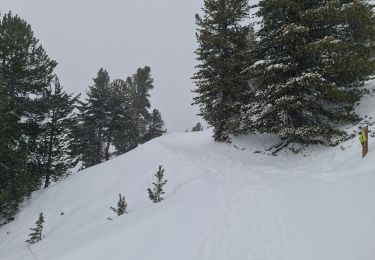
left=2, top=86, right=375, bottom=259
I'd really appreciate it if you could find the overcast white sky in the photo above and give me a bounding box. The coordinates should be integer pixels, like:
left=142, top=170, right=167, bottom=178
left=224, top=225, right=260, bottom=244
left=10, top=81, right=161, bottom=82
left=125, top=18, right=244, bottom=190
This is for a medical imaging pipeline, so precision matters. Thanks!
left=2, top=0, right=203, bottom=132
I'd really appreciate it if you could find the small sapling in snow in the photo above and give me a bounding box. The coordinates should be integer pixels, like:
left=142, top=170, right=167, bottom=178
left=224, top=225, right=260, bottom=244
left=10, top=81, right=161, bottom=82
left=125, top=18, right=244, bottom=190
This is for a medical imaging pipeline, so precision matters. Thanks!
left=26, top=212, right=45, bottom=244
left=110, top=194, right=128, bottom=216
left=147, top=165, right=167, bottom=203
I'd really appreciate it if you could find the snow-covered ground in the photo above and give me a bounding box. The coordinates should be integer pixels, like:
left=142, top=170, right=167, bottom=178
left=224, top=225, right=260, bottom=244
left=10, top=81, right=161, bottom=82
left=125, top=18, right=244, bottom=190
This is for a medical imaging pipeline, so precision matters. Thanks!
left=2, top=84, right=375, bottom=260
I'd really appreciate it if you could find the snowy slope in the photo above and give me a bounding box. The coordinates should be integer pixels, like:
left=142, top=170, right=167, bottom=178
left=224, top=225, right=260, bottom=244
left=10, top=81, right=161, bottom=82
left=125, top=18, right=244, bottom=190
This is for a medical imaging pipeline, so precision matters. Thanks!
left=2, top=85, right=375, bottom=259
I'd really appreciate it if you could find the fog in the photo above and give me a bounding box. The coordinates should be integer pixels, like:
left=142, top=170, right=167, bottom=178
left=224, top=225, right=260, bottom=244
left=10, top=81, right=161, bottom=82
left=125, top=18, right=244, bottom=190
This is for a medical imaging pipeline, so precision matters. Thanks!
left=2, top=0, right=203, bottom=131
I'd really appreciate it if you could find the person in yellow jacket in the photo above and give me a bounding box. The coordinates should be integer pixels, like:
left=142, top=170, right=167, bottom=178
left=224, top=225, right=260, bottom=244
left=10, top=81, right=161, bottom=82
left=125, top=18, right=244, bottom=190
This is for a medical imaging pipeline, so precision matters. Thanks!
left=359, top=131, right=367, bottom=146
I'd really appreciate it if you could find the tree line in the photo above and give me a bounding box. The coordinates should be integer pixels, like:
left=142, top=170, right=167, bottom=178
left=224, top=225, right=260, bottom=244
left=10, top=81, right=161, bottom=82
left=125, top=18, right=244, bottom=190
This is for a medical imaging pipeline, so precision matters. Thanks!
left=0, top=12, right=166, bottom=224
left=194, top=0, right=375, bottom=145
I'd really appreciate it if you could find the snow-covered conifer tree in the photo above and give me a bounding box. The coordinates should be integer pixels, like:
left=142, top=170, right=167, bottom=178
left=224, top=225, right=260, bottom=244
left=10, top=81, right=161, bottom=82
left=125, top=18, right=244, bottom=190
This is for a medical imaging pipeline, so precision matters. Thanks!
left=147, top=166, right=167, bottom=203
left=26, top=213, right=45, bottom=244
left=245, top=0, right=375, bottom=144
left=143, top=109, right=166, bottom=142
left=110, top=194, right=128, bottom=216
left=192, top=122, right=204, bottom=132
left=193, top=0, right=253, bottom=142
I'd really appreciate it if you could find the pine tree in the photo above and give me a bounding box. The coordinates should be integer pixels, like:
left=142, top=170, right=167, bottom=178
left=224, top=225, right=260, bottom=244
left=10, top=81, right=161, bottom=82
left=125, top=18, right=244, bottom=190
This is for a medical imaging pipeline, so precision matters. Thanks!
left=191, top=122, right=204, bottom=132
left=147, top=166, right=167, bottom=203
left=109, top=79, right=138, bottom=155
left=26, top=213, right=45, bottom=244
left=71, top=67, right=158, bottom=167
left=0, top=12, right=57, bottom=222
left=127, top=67, right=154, bottom=144
left=143, top=109, right=166, bottom=142
left=245, top=0, right=375, bottom=144
left=110, top=194, right=128, bottom=216
left=69, top=101, right=99, bottom=169
left=193, top=0, right=253, bottom=142
left=40, top=77, right=80, bottom=188
left=80, top=68, right=111, bottom=167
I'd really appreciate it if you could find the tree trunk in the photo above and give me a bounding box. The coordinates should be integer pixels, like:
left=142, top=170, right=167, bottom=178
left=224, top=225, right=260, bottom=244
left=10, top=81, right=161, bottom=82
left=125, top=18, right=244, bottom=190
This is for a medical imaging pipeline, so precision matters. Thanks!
left=97, top=126, right=103, bottom=164
left=105, top=141, right=110, bottom=161
left=44, top=111, right=56, bottom=188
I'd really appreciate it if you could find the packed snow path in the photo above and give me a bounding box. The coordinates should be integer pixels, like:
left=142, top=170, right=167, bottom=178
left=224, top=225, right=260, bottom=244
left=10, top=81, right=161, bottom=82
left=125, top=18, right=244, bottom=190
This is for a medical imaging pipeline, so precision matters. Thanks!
left=1, top=130, right=375, bottom=260
left=161, top=134, right=291, bottom=259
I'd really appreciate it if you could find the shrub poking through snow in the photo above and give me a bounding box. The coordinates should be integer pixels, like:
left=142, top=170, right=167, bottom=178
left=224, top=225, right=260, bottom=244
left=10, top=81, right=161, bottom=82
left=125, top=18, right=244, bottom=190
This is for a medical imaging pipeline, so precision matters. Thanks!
left=192, top=122, right=204, bottom=132
left=26, top=213, right=45, bottom=244
left=148, top=165, right=167, bottom=203
left=110, top=194, right=128, bottom=216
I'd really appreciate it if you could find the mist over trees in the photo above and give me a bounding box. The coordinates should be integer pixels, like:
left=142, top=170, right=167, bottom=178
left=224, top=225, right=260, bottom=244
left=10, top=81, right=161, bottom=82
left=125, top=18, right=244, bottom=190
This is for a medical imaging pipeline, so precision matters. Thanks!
left=72, top=66, right=165, bottom=168
left=0, top=12, right=166, bottom=223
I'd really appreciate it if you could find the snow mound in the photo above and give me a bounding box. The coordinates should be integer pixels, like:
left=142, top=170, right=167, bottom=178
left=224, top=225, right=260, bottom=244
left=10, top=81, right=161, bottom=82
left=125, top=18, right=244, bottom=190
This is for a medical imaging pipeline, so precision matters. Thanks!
left=2, top=102, right=375, bottom=259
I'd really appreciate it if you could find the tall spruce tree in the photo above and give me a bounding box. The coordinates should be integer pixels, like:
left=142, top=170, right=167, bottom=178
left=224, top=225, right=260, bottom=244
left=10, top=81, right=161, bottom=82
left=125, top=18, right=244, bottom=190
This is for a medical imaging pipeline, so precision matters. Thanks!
left=127, top=66, right=154, bottom=144
left=80, top=68, right=111, bottom=167
left=143, top=109, right=166, bottom=142
left=193, top=0, right=252, bottom=142
left=245, top=0, right=375, bottom=144
left=0, top=12, right=56, bottom=222
left=109, top=79, right=138, bottom=155
left=39, top=77, right=79, bottom=188
left=69, top=101, right=100, bottom=169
